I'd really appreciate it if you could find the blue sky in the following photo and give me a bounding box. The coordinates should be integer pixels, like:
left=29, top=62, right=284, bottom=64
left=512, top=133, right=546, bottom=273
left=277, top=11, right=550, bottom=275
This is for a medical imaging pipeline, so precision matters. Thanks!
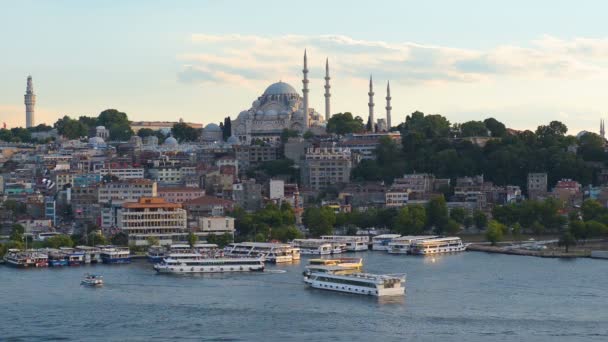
left=1, top=0, right=608, bottom=133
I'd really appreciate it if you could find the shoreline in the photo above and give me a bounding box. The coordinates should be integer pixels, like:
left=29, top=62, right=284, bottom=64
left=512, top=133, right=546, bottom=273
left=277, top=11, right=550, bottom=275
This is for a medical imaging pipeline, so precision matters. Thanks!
left=467, top=244, right=589, bottom=258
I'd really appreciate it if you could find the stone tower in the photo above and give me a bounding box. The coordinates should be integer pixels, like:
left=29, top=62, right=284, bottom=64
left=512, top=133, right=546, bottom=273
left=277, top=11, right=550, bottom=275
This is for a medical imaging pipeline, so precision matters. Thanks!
left=324, top=58, right=331, bottom=121
left=24, top=75, right=36, bottom=128
left=302, top=50, right=309, bottom=129
left=368, top=75, right=375, bottom=132
left=385, top=81, right=392, bottom=131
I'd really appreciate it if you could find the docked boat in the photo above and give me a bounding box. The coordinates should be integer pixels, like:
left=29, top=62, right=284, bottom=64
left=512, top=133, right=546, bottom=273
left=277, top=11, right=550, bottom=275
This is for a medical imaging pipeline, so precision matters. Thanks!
left=388, top=235, right=438, bottom=254
left=224, top=242, right=300, bottom=263
left=147, top=245, right=166, bottom=263
left=75, top=246, right=103, bottom=264
left=410, top=237, right=467, bottom=255
left=153, top=257, right=265, bottom=274
left=99, top=246, right=131, bottom=264
left=371, top=234, right=402, bottom=251
left=291, top=239, right=334, bottom=255
left=3, top=249, right=48, bottom=268
left=321, top=236, right=369, bottom=251
left=47, top=249, right=69, bottom=267
left=81, top=273, right=104, bottom=287
left=60, top=248, right=85, bottom=266
left=305, top=272, right=406, bottom=297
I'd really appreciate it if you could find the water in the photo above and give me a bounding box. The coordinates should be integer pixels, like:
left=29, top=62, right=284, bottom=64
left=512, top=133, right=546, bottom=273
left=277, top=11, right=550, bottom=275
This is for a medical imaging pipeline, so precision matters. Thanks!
left=0, top=252, right=606, bottom=342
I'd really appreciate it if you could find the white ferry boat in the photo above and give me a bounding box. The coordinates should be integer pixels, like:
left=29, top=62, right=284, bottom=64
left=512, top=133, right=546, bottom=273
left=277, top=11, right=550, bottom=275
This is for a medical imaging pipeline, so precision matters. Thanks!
left=371, top=234, right=402, bottom=251
left=224, top=242, right=300, bottom=263
left=321, top=236, right=369, bottom=251
left=305, top=272, right=406, bottom=297
left=99, top=246, right=131, bottom=264
left=153, top=257, right=265, bottom=274
left=388, top=235, right=438, bottom=254
left=81, top=273, right=104, bottom=287
left=292, top=239, right=338, bottom=255
left=410, top=237, right=467, bottom=255
left=303, top=258, right=363, bottom=278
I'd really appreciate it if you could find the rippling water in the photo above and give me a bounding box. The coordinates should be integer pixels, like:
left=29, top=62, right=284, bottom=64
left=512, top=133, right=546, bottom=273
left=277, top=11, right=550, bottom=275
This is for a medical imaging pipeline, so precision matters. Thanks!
left=0, top=252, right=606, bottom=342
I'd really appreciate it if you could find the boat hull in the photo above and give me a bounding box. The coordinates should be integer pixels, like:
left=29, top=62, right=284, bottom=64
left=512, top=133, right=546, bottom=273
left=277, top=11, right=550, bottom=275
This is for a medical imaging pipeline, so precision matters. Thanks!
left=306, top=279, right=404, bottom=297
left=102, top=257, right=131, bottom=264
left=154, top=264, right=264, bottom=274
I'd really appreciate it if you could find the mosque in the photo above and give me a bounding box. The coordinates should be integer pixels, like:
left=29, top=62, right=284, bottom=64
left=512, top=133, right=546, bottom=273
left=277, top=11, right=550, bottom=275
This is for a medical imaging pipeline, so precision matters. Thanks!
left=231, top=50, right=395, bottom=144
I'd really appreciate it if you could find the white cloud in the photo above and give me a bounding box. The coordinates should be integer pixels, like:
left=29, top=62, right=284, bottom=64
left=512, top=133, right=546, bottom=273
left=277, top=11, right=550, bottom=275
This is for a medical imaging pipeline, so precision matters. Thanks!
left=179, top=34, right=608, bottom=87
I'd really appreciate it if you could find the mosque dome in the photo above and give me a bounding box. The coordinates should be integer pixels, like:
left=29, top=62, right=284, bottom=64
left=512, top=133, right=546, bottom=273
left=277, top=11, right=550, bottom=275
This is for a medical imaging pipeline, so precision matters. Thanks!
left=88, top=136, right=106, bottom=147
left=227, top=136, right=239, bottom=145
left=164, top=136, right=178, bottom=147
left=263, top=81, right=298, bottom=96
left=204, top=123, right=222, bottom=132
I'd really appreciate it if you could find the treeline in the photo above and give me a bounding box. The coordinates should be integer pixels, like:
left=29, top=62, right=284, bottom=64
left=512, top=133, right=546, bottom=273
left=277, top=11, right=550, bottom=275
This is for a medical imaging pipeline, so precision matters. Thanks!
left=230, top=203, right=303, bottom=242
left=0, top=124, right=55, bottom=143
left=352, top=112, right=604, bottom=188
left=302, top=196, right=489, bottom=237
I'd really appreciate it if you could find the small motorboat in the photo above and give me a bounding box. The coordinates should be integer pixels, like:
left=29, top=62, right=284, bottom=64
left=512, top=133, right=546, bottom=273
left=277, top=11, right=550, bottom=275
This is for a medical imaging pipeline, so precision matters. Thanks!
left=81, top=273, right=104, bottom=287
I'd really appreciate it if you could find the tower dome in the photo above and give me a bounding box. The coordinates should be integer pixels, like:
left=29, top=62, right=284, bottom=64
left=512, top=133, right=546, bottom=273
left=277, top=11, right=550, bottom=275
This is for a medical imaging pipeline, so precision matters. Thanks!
left=163, top=136, right=178, bottom=147
left=263, top=81, right=298, bottom=96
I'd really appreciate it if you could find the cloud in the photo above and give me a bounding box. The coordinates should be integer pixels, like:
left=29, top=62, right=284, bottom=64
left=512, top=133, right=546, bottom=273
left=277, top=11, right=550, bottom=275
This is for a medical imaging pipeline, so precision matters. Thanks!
left=178, top=34, right=608, bottom=87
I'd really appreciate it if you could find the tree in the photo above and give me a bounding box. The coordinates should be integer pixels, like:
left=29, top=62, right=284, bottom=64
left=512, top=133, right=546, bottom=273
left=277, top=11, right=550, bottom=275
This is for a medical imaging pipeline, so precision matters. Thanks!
left=137, top=128, right=155, bottom=138
left=473, top=210, right=488, bottom=230
left=558, top=231, right=577, bottom=253
left=303, top=130, right=314, bottom=140
left=111, top=232, right=129, bottom=246
left=486, top=220, right=505, bottom=245
left=97, top=109, right=133, bottom=141
left=581, top=199, right=605, bottom=221
left=403, top=111, right=451, bottom=139
left=10, top=224, right=25, bottom=242
left=326, top=112, right=365, bottom=135
left=87, top=231, right=107, bottom=246
left=511, top=223, right=522, bottom=241
left=187, top=232, right=199, bottom=247
left=392, top=205, right=427, bottom=235
left=464, top=215, right=474, bottom=229
left=483, top=118, right=507, bottom=137
left=280, top=129, right=299, bottom=143
left=427, top=196, right=449, bottom=233
left=304, top=207, right=336, bottom=237
left=54, top=116, right=88, bottom=139
left=146, top=236, right=160, bottom=247
left=172, top=122, right=199, bottom=142
left=445, top=219, right=461, bottom=234
left=450, top=207, right=466, bottom=224
left=460, top=121, right=488, bottom=137
left=45, top=235, right=74, bottom=249
left=223, top=117, right=232, bottom=140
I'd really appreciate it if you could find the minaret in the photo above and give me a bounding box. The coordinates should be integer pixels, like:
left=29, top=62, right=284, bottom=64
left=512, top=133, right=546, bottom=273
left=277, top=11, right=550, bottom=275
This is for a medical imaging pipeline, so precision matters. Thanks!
left=24, top=75, right=36, bottom=128
left=368, top=75, right=375, bottom=132
left=601, top=119, right=605, bottom=139
left=324, top=58, right=331, bottom=121
left=385, top=81, right=392, bottom=131
left=302, top=50, right=310, bottom=129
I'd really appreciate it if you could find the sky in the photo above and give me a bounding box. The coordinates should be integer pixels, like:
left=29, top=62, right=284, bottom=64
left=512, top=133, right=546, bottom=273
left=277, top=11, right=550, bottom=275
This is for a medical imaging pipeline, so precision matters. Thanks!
left=1, top=0, right=608, bottom=134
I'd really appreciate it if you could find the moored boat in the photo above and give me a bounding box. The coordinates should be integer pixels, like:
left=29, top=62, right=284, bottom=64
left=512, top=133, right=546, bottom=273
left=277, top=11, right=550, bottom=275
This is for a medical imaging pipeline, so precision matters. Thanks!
left=371, top=234, right=402, bottom=251
left=388, top=235, right=438, bottom=254
left=224, top=242, right=300, bottom=263
left=410, top=237, right=467, bottom=255
left=99, top=246, right=131, bottom=264
left=3, top=249, right=48, bottom=268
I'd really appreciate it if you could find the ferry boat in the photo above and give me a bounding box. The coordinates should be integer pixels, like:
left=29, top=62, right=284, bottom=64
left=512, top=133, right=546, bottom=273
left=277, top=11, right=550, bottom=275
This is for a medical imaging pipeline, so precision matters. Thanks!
left=224, top=242, right=300, bottom=263
left=81, top=273, right=104, bottom=287
left=321, top=236, right=369, bottom=251
left=99, top=246, right=131, bottom=264
left=371, top=234, right=402, bottom=251
left=291, top=239, right=334, bottom=255
left=303, top=258, right=363, bottom=278
left=75, top=246, right=103, bottom=264
left=146, top=245, right=166, bottom=263
left=305, top=272, right=406, bottom=297
left=47, top=249, right=69, bottom=267
left=153, top=257, right=265, bottom=274
left=3, top=249, right=48, bottom=268
left=410, top=237, right=467, bottom=255
left=388, top=235, right=438, bottom=254
left=60, top=248, right=85, bottom=266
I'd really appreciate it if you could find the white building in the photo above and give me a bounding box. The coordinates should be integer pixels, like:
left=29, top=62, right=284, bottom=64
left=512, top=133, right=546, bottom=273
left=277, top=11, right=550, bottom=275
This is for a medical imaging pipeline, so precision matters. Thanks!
left=269, top=179, right=285, bottom=200
left=97, top=167, right=144, bottom=180
left=196, top=216, right=235, bottom=238
left=98, top=179, right=157, bottom=228
left=385, top=189, right=409, bottom=207
left=118, top=197, right=188, bottom=246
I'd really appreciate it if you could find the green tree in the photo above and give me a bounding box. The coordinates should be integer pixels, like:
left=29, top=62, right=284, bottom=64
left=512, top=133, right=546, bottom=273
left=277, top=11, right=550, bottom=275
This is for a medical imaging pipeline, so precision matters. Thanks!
left=460, top=121, right=488, bottom=137
left=172, top=122, right=200, bottom=142
left=427, top=196, right=449, bottom=233
left=304, top=207, right=336, bottom=237
left=97, top=109, right=133, bottom=141
left=187, top=232, right=199, bottom=248
left=473, top=210, right=488, bottom=230
left=486, top=220, right=505, bottom=245
left=445, top=219, right=461, bottom=234
left=137, top=128, right=155, bottom=138
left=303, top=130, right=314, bottom=140
left=326, top=112, right=365, bottom=135
left=558, top=231, right=577, bottom=253
left=87, top=231, right=107, bottom=246
left=392, top=205, right=427, bottom=235
left=111, top=232, right=129, bottom=246
left=10, top=224, right=25, bottom=242
left=146, top=236, right=160, bottom=247
left=483, top=118, right=507, bottom=137
left=581, top=199, right=604, bottom=221
left=280, top=128, right=299, bottom=143
left=45, top=235, right=74, bottom=248
left=511, top=223, right=522, bottom=241
left=449, top=207, right=466, bottom=224
left=464, top=215, right=474, bottom=229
